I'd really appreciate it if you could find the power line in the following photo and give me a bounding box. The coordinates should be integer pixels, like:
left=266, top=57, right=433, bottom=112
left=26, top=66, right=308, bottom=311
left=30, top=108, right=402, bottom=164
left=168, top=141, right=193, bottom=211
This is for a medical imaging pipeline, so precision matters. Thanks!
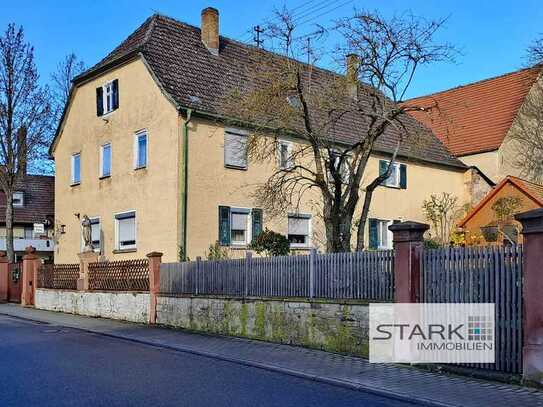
left=296, top=0, right=354, bottom=27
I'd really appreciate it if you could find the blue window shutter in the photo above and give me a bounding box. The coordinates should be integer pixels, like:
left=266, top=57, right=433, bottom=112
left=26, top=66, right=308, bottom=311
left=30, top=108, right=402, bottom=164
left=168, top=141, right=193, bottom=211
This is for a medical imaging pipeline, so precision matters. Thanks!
left=399, top=164, right=407, bottom=189
left=369, top=218, right=378, bottom=249
left=112, top=79, right=119, bottom=110
left=96, top=87, right=103, bottom=116
left=218, top=206, right=231, bottom=246
left=251, top=208, right=263, bottom=242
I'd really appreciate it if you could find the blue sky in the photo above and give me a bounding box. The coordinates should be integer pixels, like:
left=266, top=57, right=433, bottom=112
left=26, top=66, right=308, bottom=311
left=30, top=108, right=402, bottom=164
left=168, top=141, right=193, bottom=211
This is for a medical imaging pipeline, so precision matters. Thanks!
left=1, top=0, right=542, bottom=98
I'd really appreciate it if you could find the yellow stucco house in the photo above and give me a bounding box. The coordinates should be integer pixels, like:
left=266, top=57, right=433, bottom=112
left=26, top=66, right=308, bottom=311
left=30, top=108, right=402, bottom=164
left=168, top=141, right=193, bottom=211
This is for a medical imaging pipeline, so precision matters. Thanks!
left=51, top=8, right=480, bottom=263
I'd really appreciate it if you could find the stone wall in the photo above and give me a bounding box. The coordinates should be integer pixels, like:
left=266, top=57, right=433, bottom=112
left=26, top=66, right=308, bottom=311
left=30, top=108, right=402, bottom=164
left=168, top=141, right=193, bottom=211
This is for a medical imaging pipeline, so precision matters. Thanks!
left=157, top=295, right=369, bottom=357
left=35, top=289, right=150, bottom=323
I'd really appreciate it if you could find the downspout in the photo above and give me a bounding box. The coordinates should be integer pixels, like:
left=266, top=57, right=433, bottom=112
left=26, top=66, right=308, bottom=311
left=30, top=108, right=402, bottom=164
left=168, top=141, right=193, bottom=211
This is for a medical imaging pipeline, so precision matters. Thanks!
left=181, top=109, right=193, bottom=261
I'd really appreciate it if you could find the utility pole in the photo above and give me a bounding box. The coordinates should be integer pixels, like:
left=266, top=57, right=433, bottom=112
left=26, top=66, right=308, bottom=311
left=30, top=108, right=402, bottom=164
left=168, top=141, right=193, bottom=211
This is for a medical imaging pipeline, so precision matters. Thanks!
left=253, top=25, right=264, bottom=48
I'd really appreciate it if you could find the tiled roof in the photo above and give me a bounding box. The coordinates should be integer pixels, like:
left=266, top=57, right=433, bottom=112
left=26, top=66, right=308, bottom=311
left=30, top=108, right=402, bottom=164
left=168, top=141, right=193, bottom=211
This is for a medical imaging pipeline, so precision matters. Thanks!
left=458, top=175, right=543, bottom=227
left=405, top=67, right=541, bottom=157
left=0, top=175, right=54, bottom=224
left=71, top=14, right=465, bottom=169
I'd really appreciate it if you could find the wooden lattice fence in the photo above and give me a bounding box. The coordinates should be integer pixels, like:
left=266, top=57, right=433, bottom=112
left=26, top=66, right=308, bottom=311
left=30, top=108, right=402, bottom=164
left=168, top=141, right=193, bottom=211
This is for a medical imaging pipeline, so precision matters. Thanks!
left=38, top=263, right=80, bottom=290
left=88, top=259, right=149, bottom=291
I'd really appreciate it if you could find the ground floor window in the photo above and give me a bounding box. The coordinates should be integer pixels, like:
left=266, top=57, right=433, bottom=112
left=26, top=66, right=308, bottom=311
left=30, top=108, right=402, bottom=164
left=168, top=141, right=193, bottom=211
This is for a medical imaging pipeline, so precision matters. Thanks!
left=231, top=209, right=250, bottom=245
left=115, top=211, right=136, bottom=250
left=288, top=214, right=311, bottom=248
left=90, top=218, right=101, bottom=252
left=369, top=218, right=394, bottom=249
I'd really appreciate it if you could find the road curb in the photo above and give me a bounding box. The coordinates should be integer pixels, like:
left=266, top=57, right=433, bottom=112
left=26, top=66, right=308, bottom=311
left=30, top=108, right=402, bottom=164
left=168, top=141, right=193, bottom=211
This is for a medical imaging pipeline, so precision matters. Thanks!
left=1, top=310, right=455, bottom=407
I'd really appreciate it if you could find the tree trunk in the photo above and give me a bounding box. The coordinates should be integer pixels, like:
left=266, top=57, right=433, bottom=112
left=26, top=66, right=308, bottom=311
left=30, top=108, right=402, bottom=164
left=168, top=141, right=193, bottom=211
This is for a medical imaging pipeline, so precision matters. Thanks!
left=355, top=185, right=375, bottom=251
left=5, top=190, right=14, bottom=263
left=323, top=202, right=353, bottom=252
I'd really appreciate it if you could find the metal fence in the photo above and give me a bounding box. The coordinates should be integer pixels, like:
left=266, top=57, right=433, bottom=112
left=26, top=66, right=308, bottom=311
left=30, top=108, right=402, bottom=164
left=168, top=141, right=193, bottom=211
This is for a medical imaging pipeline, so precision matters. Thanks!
left=160, top=250, right=394, bottom=301
left=422, top=245, right=523, bottom=374
left=88, top=259, right=149, bottom=291
left=38, top=263, right=80, bottom=290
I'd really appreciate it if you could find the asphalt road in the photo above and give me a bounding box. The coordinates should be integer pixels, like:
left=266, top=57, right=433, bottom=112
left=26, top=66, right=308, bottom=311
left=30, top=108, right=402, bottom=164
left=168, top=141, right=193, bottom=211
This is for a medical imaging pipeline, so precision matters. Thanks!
left=0, top=314, right=418, bottom=407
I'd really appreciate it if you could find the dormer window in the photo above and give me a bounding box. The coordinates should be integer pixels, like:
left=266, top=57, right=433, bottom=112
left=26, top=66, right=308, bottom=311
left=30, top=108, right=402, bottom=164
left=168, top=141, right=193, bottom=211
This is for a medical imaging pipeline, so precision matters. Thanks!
left=96, top=79, right=119, bottom=116
left=12, top=191, right=24, bottom=207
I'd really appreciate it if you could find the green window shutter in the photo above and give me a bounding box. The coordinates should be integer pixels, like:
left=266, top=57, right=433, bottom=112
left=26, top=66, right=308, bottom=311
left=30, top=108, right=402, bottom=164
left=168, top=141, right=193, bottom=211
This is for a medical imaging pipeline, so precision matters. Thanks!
left=251, top=208, right=263, bottom=242
left=399, top=164, right=407, bottom=189
left=369, top=218, right=378, bottom=249
left=96, top=86, right=103, bottom=116
left=112, top=79, right=119, bottom=110
left=218, top=206, right=231, bottom=246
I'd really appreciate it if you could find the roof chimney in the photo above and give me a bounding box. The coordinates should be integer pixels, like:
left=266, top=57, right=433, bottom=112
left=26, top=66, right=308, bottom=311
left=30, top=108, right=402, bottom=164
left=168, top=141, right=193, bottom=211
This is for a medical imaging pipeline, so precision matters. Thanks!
left=201, top=7, right=219, bottom=55
left=346, top=54, right=359, bottom=100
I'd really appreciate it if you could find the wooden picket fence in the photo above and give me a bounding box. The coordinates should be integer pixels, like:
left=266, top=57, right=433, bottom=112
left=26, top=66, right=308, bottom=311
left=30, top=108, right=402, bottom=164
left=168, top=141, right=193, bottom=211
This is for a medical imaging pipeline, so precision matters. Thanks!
left=422, top=245, right=523, bottom=374
left=160, top=250, right=394, bottom=301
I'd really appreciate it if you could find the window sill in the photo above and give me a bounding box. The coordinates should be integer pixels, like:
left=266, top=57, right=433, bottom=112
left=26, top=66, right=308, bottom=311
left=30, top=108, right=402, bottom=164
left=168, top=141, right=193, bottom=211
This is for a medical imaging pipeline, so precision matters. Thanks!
left=230, top=245, right=249, bottom=250
left=134, top=166, right=147, bottom=171
left=224, top=164, right=248, bottom=171
left=290, top=245, right=312, bottom=250
left=70, top=182, right=81, bottom=187
left=113, top=248, right=137, bottom=254
left=99, top=175, right=111, bottom=180
left=99, top=109, right=117, bottom=119
left=382, top=184, right=402, bottom=190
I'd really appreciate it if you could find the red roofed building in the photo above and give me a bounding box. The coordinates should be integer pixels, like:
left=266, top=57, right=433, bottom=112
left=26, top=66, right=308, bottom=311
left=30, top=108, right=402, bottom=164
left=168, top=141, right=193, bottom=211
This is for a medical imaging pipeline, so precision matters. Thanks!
left=406, top=66, right=542, bottom=182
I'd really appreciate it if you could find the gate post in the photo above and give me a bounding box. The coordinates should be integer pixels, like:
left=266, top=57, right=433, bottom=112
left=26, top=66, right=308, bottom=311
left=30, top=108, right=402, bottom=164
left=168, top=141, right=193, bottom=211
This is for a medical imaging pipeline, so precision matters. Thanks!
left=389, top=221, right=429, bottom=303
left=515, top=208, right=543, bottom=385
left=147, top=252, right=163, bottom=324
left=0, top=251, right=8, bottom=302
left=21, top=246, right=40, bottom=306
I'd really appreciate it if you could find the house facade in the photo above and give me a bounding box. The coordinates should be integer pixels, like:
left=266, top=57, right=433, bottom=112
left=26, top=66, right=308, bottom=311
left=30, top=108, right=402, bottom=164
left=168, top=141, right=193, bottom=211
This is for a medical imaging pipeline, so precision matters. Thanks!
left=0, top=175, right=55, bottom=262
left=51, top=9, right=474, bottom=263
left=407, top=66, right=543, bottom=183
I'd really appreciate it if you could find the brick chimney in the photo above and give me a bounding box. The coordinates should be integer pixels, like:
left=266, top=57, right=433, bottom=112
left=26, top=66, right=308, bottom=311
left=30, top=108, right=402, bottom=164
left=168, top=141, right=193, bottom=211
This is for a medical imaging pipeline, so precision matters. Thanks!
left=346, top=54, right=359, bottom=100
left=201, top=7, right=219, bottom=55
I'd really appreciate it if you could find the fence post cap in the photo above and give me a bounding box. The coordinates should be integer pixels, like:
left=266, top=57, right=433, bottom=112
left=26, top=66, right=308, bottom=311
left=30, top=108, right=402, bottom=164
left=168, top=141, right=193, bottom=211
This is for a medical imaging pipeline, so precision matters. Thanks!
left=23, top=246, right=38, bottom=260
left=515, top=208, right=543, bottom=234
left=388, top=221, right=429, bottom=243
left=146, top=251, right=163, bottom=259
left=0, top=251, right=7, bottom=263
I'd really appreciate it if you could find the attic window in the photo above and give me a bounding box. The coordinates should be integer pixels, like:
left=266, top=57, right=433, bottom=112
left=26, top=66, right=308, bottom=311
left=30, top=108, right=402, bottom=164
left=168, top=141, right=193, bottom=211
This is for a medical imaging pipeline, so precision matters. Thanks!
left=188, top=95, right=202, bottom=104
left=286, top=95, right=302, bottom=109
left=12, top=191, right=24, bottom=207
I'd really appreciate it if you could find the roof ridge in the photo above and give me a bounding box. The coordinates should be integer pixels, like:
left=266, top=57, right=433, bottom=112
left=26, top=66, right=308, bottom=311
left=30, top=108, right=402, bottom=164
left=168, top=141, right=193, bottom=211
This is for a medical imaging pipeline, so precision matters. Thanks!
left=406, top=65, right=541, bottom=102
left=508, top=175, right=543, bottom=188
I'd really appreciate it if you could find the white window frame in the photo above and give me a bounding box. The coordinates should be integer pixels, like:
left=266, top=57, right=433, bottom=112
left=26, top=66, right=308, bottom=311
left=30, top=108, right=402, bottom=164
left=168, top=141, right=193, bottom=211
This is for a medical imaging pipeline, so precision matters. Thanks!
left=71, top=153, right=81, bottom=185
left=102, top=81, right=115, bottom=115
left=230, top=207, right=251, bottom=247
left=376, top=219, right=393, bottom=249
left=133, top=131, right=148, bottom=169
left=287, top=213, right=312, bottom=249
left=278, top=140, right=293, bottom=170
left=90, top=217, right=101, bottom=253
left=384, top=162, right=400, bottom=188
left=100, top=143, right=112, bottom=178
left=114, top=210, right=137, bottom=251
left=12, top=191, right=24, bottom=207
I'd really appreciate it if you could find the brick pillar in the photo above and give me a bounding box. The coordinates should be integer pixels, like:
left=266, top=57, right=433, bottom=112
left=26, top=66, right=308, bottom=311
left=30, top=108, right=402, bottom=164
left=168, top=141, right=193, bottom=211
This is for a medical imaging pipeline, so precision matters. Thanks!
left=0, top=251, right=8, bottom=302
left=147, top=252, right=163, bottom=324
left=21, top=246, right=40, bottom=306
left=515, top=208, right=543, bottom=385
left=77, top=251, right=99, bottom=291
left=389, top=221, right=429, bottom=303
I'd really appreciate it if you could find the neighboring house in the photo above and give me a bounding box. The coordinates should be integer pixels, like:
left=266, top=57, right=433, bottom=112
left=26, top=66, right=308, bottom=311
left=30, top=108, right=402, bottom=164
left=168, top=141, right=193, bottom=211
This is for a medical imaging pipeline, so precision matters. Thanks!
left=406, top=67, right=543, bottom=183
left=458, top=176, right=543, bottom=245
left=51, top=8, right=476, bottom=263
left=0, top=175, right=55, bottom=262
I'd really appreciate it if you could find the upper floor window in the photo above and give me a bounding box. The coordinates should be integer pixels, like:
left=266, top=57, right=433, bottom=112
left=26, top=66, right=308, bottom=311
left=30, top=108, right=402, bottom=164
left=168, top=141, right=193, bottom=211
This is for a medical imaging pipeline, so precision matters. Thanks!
left=115, top=211, right=136, bottom=250
left=379, top=160, right=407, bottom=189
left=12, top=191, right=24, bottom=207
left=288, top=213, right=311, bottom=248
left=100, top=143, right=111, bottom=178
left=278, top=141, right=293, bottom=170
left=96, top=79, right=119, bottom=116
left=71, top=153, right=81, bottom=185
left=134, top=132, right=147, bottom=169
left=224, top=131, right=247, bottom=169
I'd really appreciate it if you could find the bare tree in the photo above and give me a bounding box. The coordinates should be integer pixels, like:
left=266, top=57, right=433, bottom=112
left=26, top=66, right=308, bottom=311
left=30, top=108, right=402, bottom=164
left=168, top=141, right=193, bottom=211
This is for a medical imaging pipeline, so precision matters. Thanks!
left=227, top=9, right=455, bottom=252
left=527, top=35, right=543, bottom=66
left=0, top=24, right=51, bottom=261
left=422, top=192, right=459, bottom=245
left=51, top=53, right=85, bottom=126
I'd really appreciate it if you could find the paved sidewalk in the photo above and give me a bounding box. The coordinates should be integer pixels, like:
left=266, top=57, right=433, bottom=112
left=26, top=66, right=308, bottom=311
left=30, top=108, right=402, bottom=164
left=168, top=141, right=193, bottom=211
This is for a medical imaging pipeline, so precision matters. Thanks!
left=1, top=304, right=542, bottom=407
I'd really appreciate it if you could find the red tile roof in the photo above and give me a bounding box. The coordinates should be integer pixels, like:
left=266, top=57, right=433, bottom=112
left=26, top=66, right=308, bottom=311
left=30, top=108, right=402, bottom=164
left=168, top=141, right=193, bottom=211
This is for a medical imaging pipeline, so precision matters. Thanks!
left=0, top=175, right=54, bottom=224
left=405, top=67, right=541, bottom=156
left=458, top=175, right=543, bottom=227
